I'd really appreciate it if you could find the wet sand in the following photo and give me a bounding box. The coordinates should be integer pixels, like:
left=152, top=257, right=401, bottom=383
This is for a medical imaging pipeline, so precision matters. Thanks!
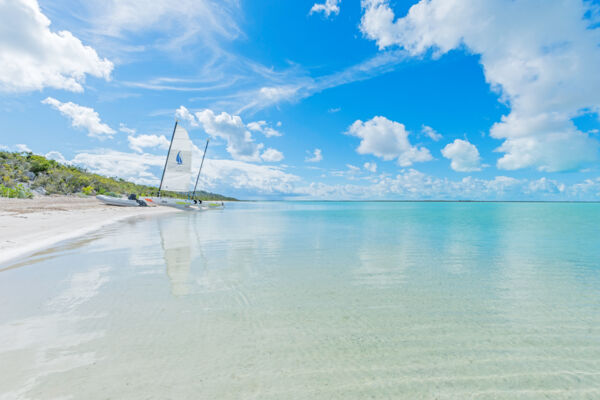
left=0, top=196, right=179, bottom=264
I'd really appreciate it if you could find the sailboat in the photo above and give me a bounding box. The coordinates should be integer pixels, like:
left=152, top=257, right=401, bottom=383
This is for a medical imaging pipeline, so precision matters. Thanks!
left=143, top=121, right=196, bottom=208
left=98, top=120, right=223, bottom=209
left=190, top=138, right=225, bottom=210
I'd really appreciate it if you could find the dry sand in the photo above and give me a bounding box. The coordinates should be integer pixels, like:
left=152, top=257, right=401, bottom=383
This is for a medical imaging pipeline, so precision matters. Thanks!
left=0, top=196, right=180, bottom=264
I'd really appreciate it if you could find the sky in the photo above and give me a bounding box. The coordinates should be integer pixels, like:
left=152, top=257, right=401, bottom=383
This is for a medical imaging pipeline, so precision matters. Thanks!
left=1, top=0, right=600, bottom=200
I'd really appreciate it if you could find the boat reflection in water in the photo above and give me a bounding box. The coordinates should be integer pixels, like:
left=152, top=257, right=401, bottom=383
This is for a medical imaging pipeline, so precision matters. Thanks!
left=158, top=215, right=192, bottom=296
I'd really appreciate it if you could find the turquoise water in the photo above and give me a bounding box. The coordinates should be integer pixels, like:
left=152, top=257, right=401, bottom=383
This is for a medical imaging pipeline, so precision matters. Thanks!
left=1, top=202, right=600, bottom=399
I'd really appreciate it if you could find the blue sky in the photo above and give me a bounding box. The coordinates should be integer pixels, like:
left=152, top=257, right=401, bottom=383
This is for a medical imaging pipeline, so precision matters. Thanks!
left=1, top=0, right=600, bottom=200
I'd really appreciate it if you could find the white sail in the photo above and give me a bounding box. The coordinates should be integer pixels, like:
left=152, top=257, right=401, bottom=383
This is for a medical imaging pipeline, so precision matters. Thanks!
left=160, top=122, right=193, bottom=193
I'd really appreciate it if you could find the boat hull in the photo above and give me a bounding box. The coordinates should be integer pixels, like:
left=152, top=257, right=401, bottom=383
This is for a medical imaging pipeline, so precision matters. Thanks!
left=96, top=195, right=144, bottom=207
left=143, top=197, right=196, bottom=209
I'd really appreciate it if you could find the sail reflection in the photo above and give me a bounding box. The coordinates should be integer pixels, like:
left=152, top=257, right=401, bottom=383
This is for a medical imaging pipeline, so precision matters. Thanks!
left=159, top=215, right=192, bottom=296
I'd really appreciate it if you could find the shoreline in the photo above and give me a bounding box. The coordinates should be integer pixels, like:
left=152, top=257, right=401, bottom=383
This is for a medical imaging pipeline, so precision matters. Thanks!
left=0, top=196, right=180, bottom=265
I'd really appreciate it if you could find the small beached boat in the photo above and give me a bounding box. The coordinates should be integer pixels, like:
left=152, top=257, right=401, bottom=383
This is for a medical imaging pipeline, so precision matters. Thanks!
left=96, top=120, right=224, bottom=211
left=144, top=121, right=197, bottom=209
left=97, top=194, right=147, bottom=207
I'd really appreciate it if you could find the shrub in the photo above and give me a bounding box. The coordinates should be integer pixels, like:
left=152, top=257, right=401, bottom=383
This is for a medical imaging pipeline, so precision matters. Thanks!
left=82, top=185, right=95, bottom=195
left=0, top=183, right=33, bottom=199
left=28, top=155, right=53, bottom=173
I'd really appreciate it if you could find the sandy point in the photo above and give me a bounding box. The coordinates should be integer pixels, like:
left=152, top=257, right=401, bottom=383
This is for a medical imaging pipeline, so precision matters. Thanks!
left=0, top=196, right=180, bottom=265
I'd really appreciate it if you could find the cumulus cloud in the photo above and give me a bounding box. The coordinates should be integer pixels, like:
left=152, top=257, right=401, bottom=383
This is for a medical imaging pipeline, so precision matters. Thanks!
left=527, top=177, right=565, bottom=195
left=306, top=148, right=323, bottom=162
left=15, top=144, right=32, bottom=153
left=72, top=149, right=164, bottom=185
left=45, top=151, right=69, bottom=165
left=128, top=134, right=170, bottom=153
left=67, top=146, right=299, bottom=194
left=175, top=105, right=198, bottom=127
left=441, top=139, right=482, bottom=172
left=346, top=116, right=432, bottom=166
left=199, top=159, right=300, bottom=194
left=294, top=169, right=594, bottom=200
left=359, top=0, right=600, bottom=172
left=364, top=162, right=377, bottom=172
left=310, top=0, right=341, bottom=17
left=0, top=0, right=112, bottom=92
left=49, top=145, right=600, bottom=200
left=247, top=121, right=282, bottom=137
left=261, top=148, right=284, bottom=162
left=42, top=97, right=115, bottom=139
left=570, top=177, right=600, bottom=198
left=195, top=109, right=263, bottom=161
left=422, top=125, right=442, bottom=141
left=175, top=106, right=285, bottom=163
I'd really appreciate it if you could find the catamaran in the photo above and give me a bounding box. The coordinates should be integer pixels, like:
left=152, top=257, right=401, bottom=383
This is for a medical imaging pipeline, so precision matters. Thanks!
left=98, top=121, right=223, bottom=209
left=144, top=121, right=196, bottom=208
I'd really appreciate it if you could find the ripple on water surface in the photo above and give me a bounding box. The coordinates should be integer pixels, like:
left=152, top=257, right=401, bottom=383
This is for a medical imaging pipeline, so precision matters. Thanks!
left=1, top=202, right=599, bottom=399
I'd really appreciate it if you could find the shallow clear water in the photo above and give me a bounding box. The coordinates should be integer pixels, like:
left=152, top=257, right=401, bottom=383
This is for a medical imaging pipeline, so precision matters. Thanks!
left=1, top=202, right=600, bottom=399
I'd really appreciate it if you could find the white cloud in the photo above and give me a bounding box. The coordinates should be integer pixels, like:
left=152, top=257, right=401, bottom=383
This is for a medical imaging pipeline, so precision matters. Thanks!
left=310, top=0, right=341, bottom=17
left=45, top=151, right=69, bottom=165
left=187, top=143, right=299, bottom=194
left=527, top=177, right=565, bottom=195
left=422, top=125, right=442, bottom=141
left=202, top=160, right=300, bottom=194
left=346, top=164, right=361, bottom=173
left=42, top=97, right=115, bottom=139
left=441, top=139, right=482, bottom=172
left=85, top=0, right=240, bottom=48
left=176, top=106, right=284, bottom=163
left=247, top=121, right=282, bottom=137
left=15, top=144, right=32, bottom=153
left=359, top=0, right=600, bottom=172
left=261, top=148, right=284, bottom=162
left=195, top=109, right=262, bottom=162
left=175, top=105, right=199, bottom=127
left=293, top=169, right=596, bottom=200
left=0, top=0, right=112, bottom=92
left=68, top=145, right=300, bottom=195
left=364, top=162, right=377, bottom=172
left=72, top=149, right=164, bottom=185
left=57, top=145, right=600, bottom=200
left=127, top=134, right=170, bottom=153
left=306, top=148, right=323, bottom=162
left=346, top=116, right=432, bottom=166
left=570, top=177, right=600, bottom=198
left=119, top=123, right=136, bottom=135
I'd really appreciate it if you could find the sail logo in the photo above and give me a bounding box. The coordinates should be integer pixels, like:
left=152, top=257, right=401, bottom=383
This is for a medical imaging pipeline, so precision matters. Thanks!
left=176, top=151, right=183, bottom=165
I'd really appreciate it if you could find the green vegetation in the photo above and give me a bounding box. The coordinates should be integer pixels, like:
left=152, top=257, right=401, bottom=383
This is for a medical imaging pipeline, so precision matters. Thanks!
left=0, top=151, right=236, bottom=201
left=0, top=183, right=33, bottom=198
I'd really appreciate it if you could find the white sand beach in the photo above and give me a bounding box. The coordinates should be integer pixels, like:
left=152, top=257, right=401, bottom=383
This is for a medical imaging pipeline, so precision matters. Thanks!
left=0, top=196, right=179, bottom=265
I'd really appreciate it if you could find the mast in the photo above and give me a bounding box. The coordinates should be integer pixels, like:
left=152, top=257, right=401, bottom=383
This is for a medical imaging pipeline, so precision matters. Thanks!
left=192, top=138, right=210, bottom=199
left=158, top=121, right=178, bottom=197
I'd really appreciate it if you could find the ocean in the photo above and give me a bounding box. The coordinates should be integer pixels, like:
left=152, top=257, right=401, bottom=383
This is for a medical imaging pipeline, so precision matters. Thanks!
left=1, top=202, right=600, bottom=399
